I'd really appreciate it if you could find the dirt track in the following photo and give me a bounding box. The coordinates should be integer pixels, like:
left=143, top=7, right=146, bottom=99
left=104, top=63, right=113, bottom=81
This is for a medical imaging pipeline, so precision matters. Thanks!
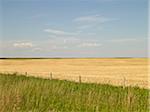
left=0, top=58, right=149, bottom=88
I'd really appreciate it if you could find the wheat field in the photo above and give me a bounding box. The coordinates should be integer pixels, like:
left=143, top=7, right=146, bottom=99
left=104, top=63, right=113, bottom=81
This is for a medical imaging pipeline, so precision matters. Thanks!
left=0, top=58, right=149, bottom=88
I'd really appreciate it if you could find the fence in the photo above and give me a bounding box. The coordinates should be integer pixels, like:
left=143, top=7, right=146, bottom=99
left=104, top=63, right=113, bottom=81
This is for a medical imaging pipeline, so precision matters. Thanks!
left=0, top=71, right=148, bottom=89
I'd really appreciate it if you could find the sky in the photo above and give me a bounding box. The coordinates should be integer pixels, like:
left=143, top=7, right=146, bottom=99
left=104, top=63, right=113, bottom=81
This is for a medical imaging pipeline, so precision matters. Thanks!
left=0, top=0, right=148, bottom=58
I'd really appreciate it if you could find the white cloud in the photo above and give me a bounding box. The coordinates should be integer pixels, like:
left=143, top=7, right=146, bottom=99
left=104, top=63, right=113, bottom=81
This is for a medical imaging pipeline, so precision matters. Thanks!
left=44, top=29, right=76, bottom=36
left=78, top=42, right=102, bottom=47
left=74, top=15, right=117, bottom=30
left=74, top=15, right=115, bottom=23
left=36, top=37, right=101, bottom=51
left=13, top=42, right=33, bottom=48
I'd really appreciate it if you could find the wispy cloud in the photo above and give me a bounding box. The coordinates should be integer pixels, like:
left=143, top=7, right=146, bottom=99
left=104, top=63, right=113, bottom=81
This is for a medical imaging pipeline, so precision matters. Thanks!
left=74, top=15, right=112, bottom=23
left=32, top=36, right=102, bottom=52
left=78, top=42, right=102, bottom=47
left=13, top=42, right=33, bottom=48
left=74, top=15, right=117, bottom=30
left=44, top=29, right=77, bottom=36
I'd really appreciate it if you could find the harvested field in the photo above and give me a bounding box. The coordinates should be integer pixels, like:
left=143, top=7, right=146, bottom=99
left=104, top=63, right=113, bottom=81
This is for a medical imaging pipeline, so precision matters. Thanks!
left=0, top=58, right=149, bottom=88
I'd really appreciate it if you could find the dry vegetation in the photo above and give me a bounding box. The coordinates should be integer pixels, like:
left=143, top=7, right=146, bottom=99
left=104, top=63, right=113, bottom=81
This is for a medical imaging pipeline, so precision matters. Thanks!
left=0, top=58, right=149, bottom=88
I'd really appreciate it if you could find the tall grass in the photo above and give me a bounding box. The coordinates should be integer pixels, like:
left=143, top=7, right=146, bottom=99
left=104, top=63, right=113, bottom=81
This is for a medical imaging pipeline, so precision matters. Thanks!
left=0, top=73, right=149, bottom=112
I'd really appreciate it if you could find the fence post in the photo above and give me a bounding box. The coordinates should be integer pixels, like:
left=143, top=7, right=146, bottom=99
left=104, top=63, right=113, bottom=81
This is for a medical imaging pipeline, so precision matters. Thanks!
left=25, top=72, right=28, bottom=76
left=50, top=72, right=52, bottom=80
left=79, top=75, right=81, bottom=83
left=123, top=76, right=126, bottom=89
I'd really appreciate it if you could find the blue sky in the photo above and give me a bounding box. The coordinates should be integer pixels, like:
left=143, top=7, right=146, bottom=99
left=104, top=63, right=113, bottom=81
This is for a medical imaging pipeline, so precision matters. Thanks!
left=0, top=0, right=148, bottom=57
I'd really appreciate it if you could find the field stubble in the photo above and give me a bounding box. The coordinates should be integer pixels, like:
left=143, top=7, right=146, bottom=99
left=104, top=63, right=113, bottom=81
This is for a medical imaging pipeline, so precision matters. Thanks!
left=0, top=58, right=149, bottom=88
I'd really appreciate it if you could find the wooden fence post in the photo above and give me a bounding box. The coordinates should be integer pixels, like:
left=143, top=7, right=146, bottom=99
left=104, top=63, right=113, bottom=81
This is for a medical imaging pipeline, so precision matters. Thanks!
left=25, top=72, right=28, bottom=76
left=123, top=76, right=126, bottom=89
left=79, top=75, right=81, bottom=83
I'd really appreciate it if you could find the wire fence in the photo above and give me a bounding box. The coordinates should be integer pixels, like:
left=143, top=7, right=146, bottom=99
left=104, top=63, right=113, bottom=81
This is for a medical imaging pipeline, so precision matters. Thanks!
left=0, top=71, right=148, bottom=89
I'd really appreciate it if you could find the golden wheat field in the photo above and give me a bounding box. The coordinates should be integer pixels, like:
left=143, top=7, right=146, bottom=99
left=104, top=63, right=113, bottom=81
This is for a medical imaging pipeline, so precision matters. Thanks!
left=0, top=58, right=149, bottom=88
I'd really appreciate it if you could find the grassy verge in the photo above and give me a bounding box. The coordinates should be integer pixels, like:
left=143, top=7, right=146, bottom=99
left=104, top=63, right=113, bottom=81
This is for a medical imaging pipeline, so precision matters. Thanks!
left=0, top=73, right=149, bottom=112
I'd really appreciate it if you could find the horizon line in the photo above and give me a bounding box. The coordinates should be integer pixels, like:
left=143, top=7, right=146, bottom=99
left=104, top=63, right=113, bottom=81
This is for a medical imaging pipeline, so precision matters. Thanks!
left=0, top=57, right=148, bottom=59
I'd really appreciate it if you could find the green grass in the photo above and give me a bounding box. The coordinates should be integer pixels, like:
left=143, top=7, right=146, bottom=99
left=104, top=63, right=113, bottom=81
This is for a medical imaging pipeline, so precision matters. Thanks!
left=0, top=73, right=149, bottom=112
